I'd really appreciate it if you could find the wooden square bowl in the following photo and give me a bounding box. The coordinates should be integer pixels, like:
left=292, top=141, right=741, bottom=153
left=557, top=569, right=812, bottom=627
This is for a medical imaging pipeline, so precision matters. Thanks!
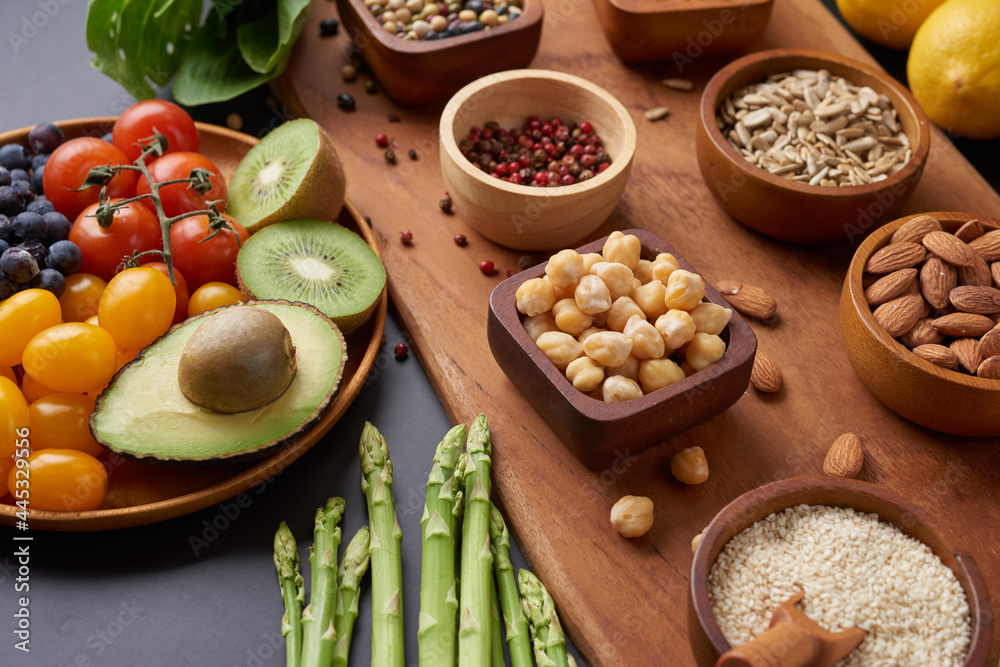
left=486, top=228, right=757, bottom=469
left=592, top=0, right=773, bottom=64
left=335, top=0, right=544, bottom=105
left=688, top=477, right=992, bottom=666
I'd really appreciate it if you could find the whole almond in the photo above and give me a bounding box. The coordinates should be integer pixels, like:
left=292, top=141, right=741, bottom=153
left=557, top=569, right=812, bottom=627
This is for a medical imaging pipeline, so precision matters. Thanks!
left=969, top=230, right=1000, bottom=262
left=980, top=326, right=1000, bottom=358
left=958, top=253, right=993, bottom=287
left=873, top=294, right=925, bottom=337
left=823, top=433, right=864, bottom=478
left=922, top=231, right=977, bottom=267
left=715, top=281, right=776, bottom=320
left=919, top=257, right=957, bottom=310
left=977, top=356, right=1000, bottom=379
left=951, top=337, right=983, bottom=374
left=949, top=286, right=1000, bottom=314
left=865, top=268, right=917, bottom=307
left=932, top=312, right=995, bottom=337
left=955, top=219, right=985, bottom=243
left=900, top=317, right=944, bottom=347
left=992, top=261, right=1000, bottom=287
left=912, top=344, right=959, bottom=370
left=866, top=242, right=927, bottom=274
left=890, top=215, right=941, bottom=245
left=750, top=351, right=782, bottom=393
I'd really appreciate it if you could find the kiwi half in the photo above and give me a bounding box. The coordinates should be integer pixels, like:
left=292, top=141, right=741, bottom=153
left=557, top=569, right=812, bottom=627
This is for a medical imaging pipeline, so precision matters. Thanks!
left=236, top=219, right=386, bottom=334
left=226, top=119, right=347, bottom=233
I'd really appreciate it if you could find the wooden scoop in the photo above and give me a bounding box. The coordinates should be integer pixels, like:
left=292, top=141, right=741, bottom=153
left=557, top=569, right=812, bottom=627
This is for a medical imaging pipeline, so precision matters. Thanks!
left=716, top=590, right=867, bottom=667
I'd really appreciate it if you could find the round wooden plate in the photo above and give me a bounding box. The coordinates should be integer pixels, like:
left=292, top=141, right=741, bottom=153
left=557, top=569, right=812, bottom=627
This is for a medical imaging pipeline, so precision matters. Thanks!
left=0, top=118, right=387, bottom=532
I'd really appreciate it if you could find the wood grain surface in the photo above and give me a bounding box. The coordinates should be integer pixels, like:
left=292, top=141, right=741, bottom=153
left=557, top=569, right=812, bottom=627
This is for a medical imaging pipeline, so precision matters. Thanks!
left=275, top=0, right=1000, bottom=663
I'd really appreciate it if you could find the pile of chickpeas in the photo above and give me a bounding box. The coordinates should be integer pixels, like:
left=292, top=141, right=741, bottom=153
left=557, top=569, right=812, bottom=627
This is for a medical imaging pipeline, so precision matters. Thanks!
left=516, top=232, right=732, bottom=403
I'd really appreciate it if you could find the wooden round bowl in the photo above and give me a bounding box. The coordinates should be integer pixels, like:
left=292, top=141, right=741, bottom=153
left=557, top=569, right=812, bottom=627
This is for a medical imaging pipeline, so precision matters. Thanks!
left=696, top=49, right=931, bottom=244
left=840, top=211, right=1000, bottom=437
left=439, top=69, right=637, bottom=251
left=688, top=477, right=992, bottom=667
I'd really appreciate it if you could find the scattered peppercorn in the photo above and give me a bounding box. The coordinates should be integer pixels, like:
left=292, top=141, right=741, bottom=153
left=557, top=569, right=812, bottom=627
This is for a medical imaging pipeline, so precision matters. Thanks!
left=453, top=233, right=468, bottom=247
left=337, top=93, right=356, bottom=111
left=517, top=255, right=535, bottom=270
left=384, top=148, right=396, bottom=164
left=226, top=113, right=243, bottom=130
left=320, top=18, right=340, bottom=36
left=506, top=268, right=518, bottom=277
left=479, top=260, right=495, bottom=275
left=408, top=149, right=418, bottom=161
left=394, top=342, right=409, bottom=359
left=399, top=229, right=413, bottom=245
left=388, top=112, right=401, bottom=122
left=439, top=195, right=453, bottom=214
left=341, top=64, right=358, bottom=81
left=364, top=79, right=378, bottom=94
left=375, top=133, right=388, bottom=148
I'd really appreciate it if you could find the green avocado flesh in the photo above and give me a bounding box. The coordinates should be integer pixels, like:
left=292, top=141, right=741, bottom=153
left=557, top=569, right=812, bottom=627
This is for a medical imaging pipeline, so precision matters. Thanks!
left=92, top=302, right=346, bottom=462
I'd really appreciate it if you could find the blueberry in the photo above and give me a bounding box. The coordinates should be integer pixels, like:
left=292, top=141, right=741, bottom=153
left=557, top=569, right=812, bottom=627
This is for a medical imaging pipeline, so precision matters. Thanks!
left=1, top=246, right=39, bottom=283
left=41, top=211, right=71, bottom=244
left=46, top=240, right=81, bottom=276
left=0, top=277, right=16, bottom=300
left=27, top=123, right=64, bottom=154
left=12, top=212, right=45, bottom=243
left=31, top=153, right=48, bottom=171
left=0, top=186, right=21, bottom=216
left=18, top=239, right=49, bottom=269
left=32, top=268, right=66, bottom=297
left=11, top=180, right=34, bottom=205
left=9, top=168, right=29, bottom=184
left=337, top=93, right=356, bottom=111
left=0, top=240, right=8, bottom=257
left=26, top=196, right=54, bottom=215
left=424, top=30, right=440, bottom=40
left=0, top=144, right=30, bottom=171
left=464, top=0, right=484, bottom=12
left=0, top=167, right=10, bottom=187
left=462, top=20, right=484, bottom=32
left=31, top=165, right=44, bottom=196
left=0, top=215, right=12, bottom=243
left=320, top=18, right=339, bottom=36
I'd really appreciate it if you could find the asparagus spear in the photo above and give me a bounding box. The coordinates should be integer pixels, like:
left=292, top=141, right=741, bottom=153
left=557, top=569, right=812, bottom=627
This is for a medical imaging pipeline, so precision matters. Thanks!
left=332, top=526, right=371, bottom=667
left=301, top=497, right=346, bottom=667
left=458, top=414, right=494, bottom=667
left=490, top=505, right=534, bottom=667
left=360, top=422, right=405, bottom=667
left=490, top=580, right=505, bottom=667
left=519, top=569, right=570, bottom=667
left=274, top=522, right=305, bottom=667
left=418, top=424, right=466, bottom=667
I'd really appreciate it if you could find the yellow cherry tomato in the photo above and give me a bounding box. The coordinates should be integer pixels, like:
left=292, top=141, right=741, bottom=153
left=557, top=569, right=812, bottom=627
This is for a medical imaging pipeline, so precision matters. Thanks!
left=0, top=289, right=62, bottom=368
left=98, top=267, right=176, bottom=350
left=7, top=449, right=107, bottom=511
left=0, top=377, right=29, bottom=459
left=28, top=393, right=103, bottom=456
left=59, top=273, right=108, bottom=322
left=21, top=323, right=118, bottom=394
left=20, top=372, right=59, bottom=403
left=187, top=281, right=245, bottom=317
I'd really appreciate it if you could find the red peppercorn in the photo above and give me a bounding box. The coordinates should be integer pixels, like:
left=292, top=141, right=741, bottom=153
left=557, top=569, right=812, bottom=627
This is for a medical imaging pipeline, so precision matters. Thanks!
left=533, top=171, right=548, bottom=185
left=454, top=233, right=468, bottom=247
left=518, top=154, right=530, bottom=167
left=495, top=163, right=508, bottom=176
left=550, top=116, right=563, bottom=127
left=375, top=133, right=388, bottom=147
left=560, top=174, right=575, bottom=186
left=569, top=144, right=584, bottom=158
left=479, top=260, right=495, bottom=275
left=540, top=123, right=554, bottom=136
left=579, top=120, right=593, bottom=134
left=508, top=172, right=522, bottom=185
left=388, top=112, right=401, bottom=122
left=482, top=128, right=494, bottom=140
left=506, top=268, right=518, bottom=277
left=400, top=230, right=413, bottom=245
left=394, top=342, right=409, bottom=359
left=598, top=162, right=611, bottom=173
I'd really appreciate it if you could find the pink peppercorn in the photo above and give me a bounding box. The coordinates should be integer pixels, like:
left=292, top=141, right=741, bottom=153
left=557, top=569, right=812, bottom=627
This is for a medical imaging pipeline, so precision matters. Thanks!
left=579, top=120, right=593, bottom=134
left=375, top=133, right=388, bottom=147
left=479, top=260, right=495, bottom=275
left=394, top=343, right=409, bottom=359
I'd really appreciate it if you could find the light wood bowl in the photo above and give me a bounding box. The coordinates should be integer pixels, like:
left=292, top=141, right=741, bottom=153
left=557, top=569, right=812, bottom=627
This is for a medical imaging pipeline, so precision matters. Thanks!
left=592, top=0, right=773, bottom=64
left=335, top=0, right=544, bottom=105
left=688, top=477, right=993, bottom=666
left=440, top=69, right=637, bottom=251
left=696, top=49, right=931, bottom=244
left=840, top=211, right=1000, bottom=437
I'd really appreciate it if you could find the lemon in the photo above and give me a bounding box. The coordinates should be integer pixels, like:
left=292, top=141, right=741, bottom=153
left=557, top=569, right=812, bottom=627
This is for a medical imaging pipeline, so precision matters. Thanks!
left=907, top=0, right=1000, bottom=140
left=836, top=0, right=947, bottom=49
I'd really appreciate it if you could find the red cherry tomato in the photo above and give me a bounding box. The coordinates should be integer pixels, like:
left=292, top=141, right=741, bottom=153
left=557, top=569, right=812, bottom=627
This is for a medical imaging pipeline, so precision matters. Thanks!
left=169, top=213, right=249, bottom=290
left=112, top=99, right=200, bottom=164
left=146, top=261, right=190, bottom=324
left=135, top=152, right=228, bottom=218
left=69, top=199, right=163, bottom=282
left=43, top=138, right=138, bottom=221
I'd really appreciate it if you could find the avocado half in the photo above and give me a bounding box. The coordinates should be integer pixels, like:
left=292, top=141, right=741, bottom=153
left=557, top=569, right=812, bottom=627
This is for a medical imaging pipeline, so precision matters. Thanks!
left=91, top=300, right=347, bottom=463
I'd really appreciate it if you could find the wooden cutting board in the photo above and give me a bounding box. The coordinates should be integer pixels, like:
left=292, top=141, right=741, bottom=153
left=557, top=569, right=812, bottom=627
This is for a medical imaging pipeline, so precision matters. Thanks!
left=275, top=0, right=1000, bottom=663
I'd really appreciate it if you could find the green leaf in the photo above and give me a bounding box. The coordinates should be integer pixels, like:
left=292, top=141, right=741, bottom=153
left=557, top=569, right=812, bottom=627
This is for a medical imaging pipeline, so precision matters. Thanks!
left=237, top=0, right=311, bottom=74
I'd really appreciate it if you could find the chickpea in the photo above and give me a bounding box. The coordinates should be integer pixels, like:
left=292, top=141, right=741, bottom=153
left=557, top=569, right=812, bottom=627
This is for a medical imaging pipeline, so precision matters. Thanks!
left=689, top=302, right=732, bottom=335
left=606, top=354, right=640, bottom=382
left=590, top=261, right=634, bottom=301
left=633, top=259, right=653, bottom=284
left=602, top=231, right=642, bottom=270
left=650, top=253, right=680, bottom=284
left=631, top=277, right=642, bottom=293
left=575, top=274, right=612, bottom=315
left=623, top=315, right=665, bottom=360
left=685, top=332, right=726, bottom=371
left=515, top=277, right=557, bottom=316
left=545, top=275, right=578, bottom=301
left=664, top=270, right=706, bottom=311
left=552, top=298, right=593, bottom=336
left=535, top=331, right=584, bottom=370
left=610, top=495, right=654, bottom=538
left=692, top=529, right=705, bottom=554
left=577, top=326, right=604, bottom=344
left=655, top=310, right=696, bottom=350
left=583, top=331, right=633, bottom=367
left=638, top=357, right=686, bottom=393
left=681, top=360, right=697, bottom=377
left=580, top=252, right=604, bottom=274
left=566, top=356, right=604, bottom=392
left=631, top=280, right=668, bottom=320
left=670, top=446, right=709, bottom=485
left=545, top=249, right=585, bottom=289
left=523, top=313, right=559, bottom=342
left=602, top=375, right=643, bottom=402
left=606, top=296, right=646, bottom=332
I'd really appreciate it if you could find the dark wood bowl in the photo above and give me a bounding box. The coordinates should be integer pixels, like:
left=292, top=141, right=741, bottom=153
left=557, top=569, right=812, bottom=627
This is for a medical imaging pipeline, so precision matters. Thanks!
left=688, top=477, right=993, bottom=666
left=840, top=212, right=1000, bottom=437
left=335, top=0, right=544, bottom=105
left=486, top=228, right=757, bottom=469
left=592, top=0, right=773, bottom=64
left=696, top=49, right=931, bottom=244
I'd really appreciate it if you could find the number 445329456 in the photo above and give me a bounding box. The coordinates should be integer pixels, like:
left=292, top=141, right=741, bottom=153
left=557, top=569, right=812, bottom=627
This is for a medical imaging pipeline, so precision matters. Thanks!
left=12, top=427, right=30, bottom=522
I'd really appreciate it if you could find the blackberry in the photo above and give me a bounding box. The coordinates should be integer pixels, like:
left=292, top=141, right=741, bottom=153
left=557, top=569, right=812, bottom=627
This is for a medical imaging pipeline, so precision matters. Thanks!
left=27, top=123, right=64, bottom=154
left=1, top=246, right=39, bottom=283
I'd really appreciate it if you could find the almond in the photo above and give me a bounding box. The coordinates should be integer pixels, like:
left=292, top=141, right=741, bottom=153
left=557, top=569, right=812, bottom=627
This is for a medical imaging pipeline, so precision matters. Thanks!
left=993, top=261, right=1000, bottom=287
left=950, top=337, right=983, bottom=374
left=872, top=294, right=924, bottom=337
left=977, top=356, right=1000, bottom=379
left=958, top=253, right=993, bottom=287
left=969, top=230, right=1000, bottom=262
left=750, top=351, right=782, bottom=393
left=865, top=242, right=927, bottom=274
left=823, top=433, right=864, bottom=478
left=919, top=257, right=956, bottom=310
left=899, top=318, right=944, bottom=348
left=932, top=312, right=995, bottom=337
left=949, top=286, right=1000, bottom=314
left=890, top=215, right=941, bottom=245
left=922, top=231, right=977, bottom=267
left=715, top=281, right=776, bottom=320
left=955, top=219, right=985, bottom=243
left=980, top=326, right=1000, bottom=358
left=912, top=343, right=959, bottom=370
left=865, top=268, right=917, bottom=307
